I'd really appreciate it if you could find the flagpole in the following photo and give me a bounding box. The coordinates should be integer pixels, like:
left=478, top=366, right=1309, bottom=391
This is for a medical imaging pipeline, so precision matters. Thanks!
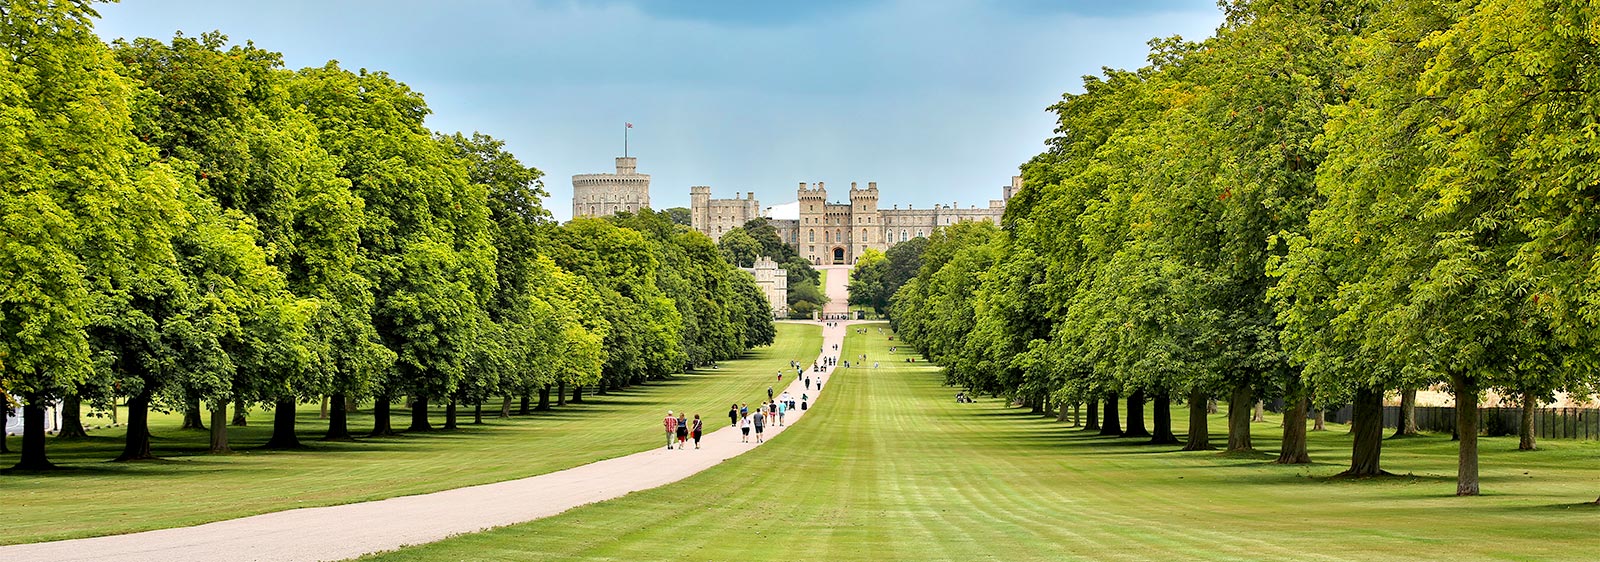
left=625, top=123, right=629, bottom=158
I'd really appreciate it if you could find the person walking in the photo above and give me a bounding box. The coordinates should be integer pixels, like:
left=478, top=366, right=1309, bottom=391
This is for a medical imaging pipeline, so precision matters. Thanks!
left=675, top=413, right=689, bottom=450
left=663, top=411, right=678, bottom=450
left=805, top=376, right=811, bottom=390
left=752, top=405, right=766, bottom=443
left=767, top=400, right=777, bottom=423
left=691, top=414, right=703, bottom=449
left=768, top=386, right=775, bottom=401
left=801, top=393, right=808, bottom=411
left=778, top=399, right=787, bottom=426
left=739, top=412, right=752, bottom=443
left=728, top=403, right=739, bottom=427
left=740, top=403, right=749, bottom=419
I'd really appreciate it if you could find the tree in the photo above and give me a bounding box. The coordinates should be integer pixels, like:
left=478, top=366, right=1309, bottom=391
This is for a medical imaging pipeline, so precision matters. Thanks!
left=662, top=207, right=692, bottom=227
left=716, top=229, right=761, bottom=268
left=288, top=64, right=494, bottom=435
left=847, top=248, right=887, bottom=314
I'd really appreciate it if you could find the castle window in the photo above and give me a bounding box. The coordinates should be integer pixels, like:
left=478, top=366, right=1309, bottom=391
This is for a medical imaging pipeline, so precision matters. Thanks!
left=900, top=229, right=907, bottom=242
left=809, top=229, right=815, bottom=242
left=862, top=228, right=868, bottom=241
left=917, top=229, right=924, bottom=238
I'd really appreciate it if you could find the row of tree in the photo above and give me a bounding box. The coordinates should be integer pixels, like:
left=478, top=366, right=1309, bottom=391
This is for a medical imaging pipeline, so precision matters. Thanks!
left=0, top=3, right=773, bottom=471
left=888, top=0, right=1600, bottom=497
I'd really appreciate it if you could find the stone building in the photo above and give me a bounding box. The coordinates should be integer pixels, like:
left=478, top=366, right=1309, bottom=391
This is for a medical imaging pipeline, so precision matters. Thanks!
left=741, top=256, right=788, bottom=318
left=691, top=176, right=1018, bottom=265
left=689, top=186, right=761, bottom=242
left=571, top=157, right=650, bottom=218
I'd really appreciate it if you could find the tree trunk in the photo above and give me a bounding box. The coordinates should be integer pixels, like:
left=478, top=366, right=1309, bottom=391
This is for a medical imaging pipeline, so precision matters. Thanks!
left=536, top=386, right=551, bottom=411
left=320, top=395, right=330, bottom=420
left=116, top=390, right=155, bottom=461
left=1206, top=399, right=1218, bottom=414
left=1056, top=399, right=1071, bottom=423
left=1226, top=385, right=1253, bottom=452
left=325, top=391, right=353, bottom=441
left=1453, top=374, right=1480, bottom=496
left=1099, top=392, right=1121, bottom=436
left=1084, top=397, right=1100, bottom=431
left=444, top=399, right=458, bottom=430
left=1313, top=409, right=1326, bottom=431
left=1391, top=387, right=1419, bottom=438
left=1276, top=398, right=1310, bottom=464
left=571, top=385, right=584, bottom=404
left=518, top=392, right=531, bottom=415
left=370, top=394, right=397, bottom=437
left=14, top=401, right=57, bottom=470
left=1342, top=386, right=1386, bottom=476
left=1029, top=396, right=1043, bottom=415
left=1150, top=391, right=1178, bottom=445
left=473, top=401, right=484, bottom=425
left=557, top=381, right=566, bottom=406
left=1519, top=391, right=1537, bottom=451
left=57, top=394, right=89, bottom=439
left=1183, top=389, right=1211, bottom=451
left=262, top=398, right=302, bottom=449
left=1122, top=390, right=1150, bottom=438
left=409, top=395, right=432, bottom=432
left=1252, top=400, right=1266, bottom=423
left=209, top=403, right=231, bottom=454
left=181, top=393, right=206, bottom=431
left=231, top=397, right=248, bottom=426
left=499, top=396, right=512, bottom=418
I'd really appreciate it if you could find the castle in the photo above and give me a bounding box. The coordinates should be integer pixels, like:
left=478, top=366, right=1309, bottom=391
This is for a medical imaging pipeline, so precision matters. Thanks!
left=693, top=177, right=1020, bottom=265
left=571, top=157, right=650, bottom=219
left=571, top=155, right=1020, bottom=266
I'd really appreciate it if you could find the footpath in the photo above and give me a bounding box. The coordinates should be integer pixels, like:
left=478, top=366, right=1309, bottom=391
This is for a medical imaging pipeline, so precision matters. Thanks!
left=0, top=320, right=853, bottom=562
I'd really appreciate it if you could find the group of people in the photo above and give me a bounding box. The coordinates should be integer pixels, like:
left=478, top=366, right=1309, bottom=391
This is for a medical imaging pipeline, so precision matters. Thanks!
left=726, top=394, right=807, bottom=443
left=662, top=411, right=704, bottom=450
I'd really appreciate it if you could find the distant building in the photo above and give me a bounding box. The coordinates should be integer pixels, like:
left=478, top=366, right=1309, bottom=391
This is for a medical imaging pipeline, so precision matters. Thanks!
left=572, top=157, right=650, bottom=218
left=741, top=255, right=788, bottom=318
left=692, top=176, right=1019, bottom=265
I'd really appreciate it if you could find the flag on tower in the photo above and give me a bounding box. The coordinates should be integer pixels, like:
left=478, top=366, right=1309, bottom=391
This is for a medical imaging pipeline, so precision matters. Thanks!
left=626, top=122, right=633, bottom=128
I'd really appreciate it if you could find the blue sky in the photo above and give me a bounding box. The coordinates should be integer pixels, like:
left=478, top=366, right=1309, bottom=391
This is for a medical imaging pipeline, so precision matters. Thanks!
left=93, top=1, right=1223, bottom=220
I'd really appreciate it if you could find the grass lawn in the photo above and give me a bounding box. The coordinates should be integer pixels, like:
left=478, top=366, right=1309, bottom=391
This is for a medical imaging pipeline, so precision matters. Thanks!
left=0, top=323, right=822, bottom=545
left=366, top=322, right=1600, bottom=561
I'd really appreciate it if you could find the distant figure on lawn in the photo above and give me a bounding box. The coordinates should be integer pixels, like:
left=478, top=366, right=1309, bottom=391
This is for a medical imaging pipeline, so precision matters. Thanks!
left=663, top=411, right=679, bottom=450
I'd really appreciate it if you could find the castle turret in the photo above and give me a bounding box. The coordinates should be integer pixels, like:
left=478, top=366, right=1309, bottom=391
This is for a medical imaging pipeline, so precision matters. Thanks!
left=572, top=156, right=650, bottom=219
left=690, top=185, right=711, bottom=233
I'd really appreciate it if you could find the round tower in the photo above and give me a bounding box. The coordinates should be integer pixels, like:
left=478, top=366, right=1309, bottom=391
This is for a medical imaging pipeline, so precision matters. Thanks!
left=572, top=156, right=651, bottom=219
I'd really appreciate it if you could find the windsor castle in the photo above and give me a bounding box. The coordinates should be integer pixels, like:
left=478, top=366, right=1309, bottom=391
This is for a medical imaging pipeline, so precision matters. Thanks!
left=573, top=156, right=1019, bottom=266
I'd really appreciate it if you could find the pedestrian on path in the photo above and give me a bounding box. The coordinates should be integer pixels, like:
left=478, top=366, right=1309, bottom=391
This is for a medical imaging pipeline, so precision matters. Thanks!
left=768, top=400, right=777, bottom=423
left=752, top=406, right=766, bottom=443
left=778, top=399, right=787, bottom=426
left=740, top=403, right=749, bottom=419
left=675, top=413, right=689, bottom=450
left=805, top=376, right=811, bottom=390
left=739, top=412, right=752, bottom=442
left=728, top=404, right=739, bottom=427
left=663, top=411, right=679, bottom=450
left=691, top=415, right=703, bottom=449
left=801, top=393, right=808, bottom=411
left=768, top=386, right=774, bottom=401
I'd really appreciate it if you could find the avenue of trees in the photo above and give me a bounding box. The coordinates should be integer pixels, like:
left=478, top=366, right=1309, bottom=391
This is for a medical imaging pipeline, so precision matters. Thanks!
left=0, top=2, right=773, bottom=470
left=891, top=0, right=1600, bottom=497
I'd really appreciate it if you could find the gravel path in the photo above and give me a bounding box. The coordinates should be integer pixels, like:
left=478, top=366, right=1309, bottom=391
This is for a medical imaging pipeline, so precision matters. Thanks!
left=1, top=268, right=858, bottom=562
